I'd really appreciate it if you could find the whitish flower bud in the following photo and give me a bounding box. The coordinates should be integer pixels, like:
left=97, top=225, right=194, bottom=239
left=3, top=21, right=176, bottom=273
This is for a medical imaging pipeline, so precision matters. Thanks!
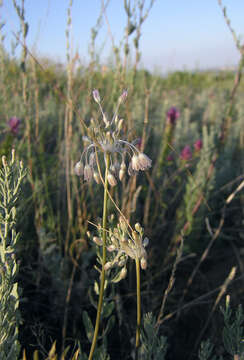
left=2, top=156, right=7, bottom=167
left=104, top=262, right=113, bottom=271
left=135, top=223, right=142, bottom=233
left=92, top=89, right=100, bottom=103
left=140, top=257, right=147, bottom=270
left=138, top=153, right=152, bottom=170
left=89, top=152, right=96, bottom=166
left=93, top=171, right=100, bottom=184
left=20, top=160, right=24, bottom=169
left=84, top=164, right=93, bottom=182
left=128, top=162, right=137, bottom=176
left=93, top=236, right=103, bottom=246
left=107, top=171, right=117, bottom=186
left=131, top=154, right=141, bottom=171
left=74, top=161, right=84, bottom=176
left=120, top=267, right=127, bottom=279
left=143, top=237, right=149, bottom=247
left=107, top=244, right=116, bottom=252
left=119, top=168, right=126, bottom=181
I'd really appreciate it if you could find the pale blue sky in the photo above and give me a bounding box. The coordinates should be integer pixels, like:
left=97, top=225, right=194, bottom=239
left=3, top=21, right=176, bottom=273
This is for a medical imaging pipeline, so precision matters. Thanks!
left=2, top=0, right=244, bottom=73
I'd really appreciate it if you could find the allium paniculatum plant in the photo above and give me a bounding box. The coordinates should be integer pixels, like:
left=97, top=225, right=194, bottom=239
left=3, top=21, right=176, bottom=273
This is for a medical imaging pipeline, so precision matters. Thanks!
left=74, top=89, right=152, bottom=185
left=75, top=90, right=152, bottom=360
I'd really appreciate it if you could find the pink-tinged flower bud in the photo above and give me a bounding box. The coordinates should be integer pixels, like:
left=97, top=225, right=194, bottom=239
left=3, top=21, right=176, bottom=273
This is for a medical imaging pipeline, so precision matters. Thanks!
left=92, top=89, right=100, bottom=103
left=140, top=257, right=147, bottom=270
left=119, top=161, right=126, bottom=181
left=104, top=262, right=113, bottom=271
left=119, top=90, right=128, bottom=104
left=131, top=154, right=141, bottom=171
left=107, top=244, right=116, bottom=252
left=84, top=164, right=93, bottom=182
left=93, top=236, right=103, bottom=246
left=120, top=267, right=127, bottom=279
left=74, top=161, right=84, bottom=176
left=180, top=145, right=192, bottom=161
left=138, top=153, right=152, bottom=170
left=194, top=139, right=203, bottom=152
left=107, top=171, right=117, bottom=186
left=8, top=117, right=21, bottom=135
left=166, top=107, right=180, bottom=125
left=93, top=171, right=100, bottom=184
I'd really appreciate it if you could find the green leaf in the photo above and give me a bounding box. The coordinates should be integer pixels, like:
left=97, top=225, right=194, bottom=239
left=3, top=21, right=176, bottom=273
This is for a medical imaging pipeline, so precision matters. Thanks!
left=82, top=311, right=94, bottom=343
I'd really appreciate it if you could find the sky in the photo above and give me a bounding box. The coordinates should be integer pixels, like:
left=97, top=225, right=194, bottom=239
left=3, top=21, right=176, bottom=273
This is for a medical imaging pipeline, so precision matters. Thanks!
left=1, top=0, right=244, bottom=73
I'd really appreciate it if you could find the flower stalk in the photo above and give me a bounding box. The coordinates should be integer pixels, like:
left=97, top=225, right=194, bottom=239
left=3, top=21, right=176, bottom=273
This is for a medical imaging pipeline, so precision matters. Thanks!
left=135, top=257, right=141, bottom=353
left=88, top=153, right=110, bottom=360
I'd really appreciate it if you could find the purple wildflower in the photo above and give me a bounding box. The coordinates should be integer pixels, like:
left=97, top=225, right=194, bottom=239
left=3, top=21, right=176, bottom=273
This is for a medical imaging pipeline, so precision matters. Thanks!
left=180, top=145, right=192, bottom=161
left=166, top=107, right=180, bottom=125
left=167, top=154, right=174, bottom=162
left=194, top=139, right=203, bottom=152
left=8, top=117, right=21, bottom=135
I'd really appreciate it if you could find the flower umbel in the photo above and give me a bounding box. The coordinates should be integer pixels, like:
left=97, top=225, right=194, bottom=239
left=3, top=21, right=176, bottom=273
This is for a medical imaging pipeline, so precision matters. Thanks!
left=74, top=90, right=152, bottom=183
left=93, top=217, right=149, bottom=277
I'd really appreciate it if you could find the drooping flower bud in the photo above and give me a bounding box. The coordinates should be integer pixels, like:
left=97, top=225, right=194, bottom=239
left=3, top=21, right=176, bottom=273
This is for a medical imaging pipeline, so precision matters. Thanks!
left=107, top=171, right=117, bottom=186
left=140, top=257, right=147, bottom=270
left=74, top=161, right=84, bottom=176
left=138, top=153, right=152, bottom=170
left=93, top=171, right=100, bottom=184
left=84, top=164, right=93, bottom=182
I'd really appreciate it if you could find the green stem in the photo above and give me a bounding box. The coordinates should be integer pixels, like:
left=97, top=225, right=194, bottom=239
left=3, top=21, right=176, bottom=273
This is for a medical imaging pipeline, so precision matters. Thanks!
left=88, top=153, right=110, bottom=360
left=135, top=257, right=141, bottom=358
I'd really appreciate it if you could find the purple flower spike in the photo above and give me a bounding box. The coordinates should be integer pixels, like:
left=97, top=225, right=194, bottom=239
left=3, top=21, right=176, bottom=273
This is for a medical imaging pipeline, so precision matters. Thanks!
left=166, top=107, right=180, bottom=125
left=8, top=117, right=21, bottom=135
left=180, top=145, right=192, bottom=161
left=167, top=154, right=174, bottom=162
left=194, top=139, right=203, bottom=152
